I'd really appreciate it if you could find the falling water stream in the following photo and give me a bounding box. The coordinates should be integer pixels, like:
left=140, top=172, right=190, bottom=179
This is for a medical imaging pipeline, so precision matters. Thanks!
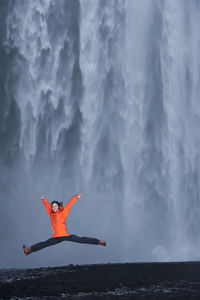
left=1, top=0, right=200, bottom=268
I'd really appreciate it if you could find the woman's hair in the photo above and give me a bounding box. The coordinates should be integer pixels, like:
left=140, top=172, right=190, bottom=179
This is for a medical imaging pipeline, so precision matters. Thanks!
left=51, top=201, right=63, bottom=208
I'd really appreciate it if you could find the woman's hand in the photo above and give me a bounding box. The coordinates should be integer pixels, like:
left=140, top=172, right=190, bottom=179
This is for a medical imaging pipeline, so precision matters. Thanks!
left=77, top=192, right=82, bottom=199
left=41, top=194, right=46, bottom=200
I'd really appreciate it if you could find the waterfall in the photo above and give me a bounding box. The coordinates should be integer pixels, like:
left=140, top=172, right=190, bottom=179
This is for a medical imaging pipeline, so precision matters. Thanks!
left=1, top=0, right=200, bottom=268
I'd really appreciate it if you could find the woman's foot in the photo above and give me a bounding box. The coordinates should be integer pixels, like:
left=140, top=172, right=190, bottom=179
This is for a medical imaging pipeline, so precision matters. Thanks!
left=98, top=240, right=106, bottom=246
left=23, top=245, right=31, bottom=255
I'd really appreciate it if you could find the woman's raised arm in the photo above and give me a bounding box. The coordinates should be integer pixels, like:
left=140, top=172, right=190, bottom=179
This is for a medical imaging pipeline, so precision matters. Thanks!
left=41, top=195, right=52, bottom=216
left=63, top=193, right=82, bottom=218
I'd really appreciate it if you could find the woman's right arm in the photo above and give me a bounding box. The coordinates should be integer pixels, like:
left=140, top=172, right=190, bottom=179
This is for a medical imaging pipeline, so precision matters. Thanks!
left=41, top=195, right=51, bottom=216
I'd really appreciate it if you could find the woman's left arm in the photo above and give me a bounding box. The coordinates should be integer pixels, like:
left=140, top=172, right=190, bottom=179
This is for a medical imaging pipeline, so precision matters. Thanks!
left=63, top=193, right=81, bottom=217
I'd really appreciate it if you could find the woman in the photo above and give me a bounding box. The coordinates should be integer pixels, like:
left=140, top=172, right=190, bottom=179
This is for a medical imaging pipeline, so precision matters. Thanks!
left=23, top=193, right=106, bottom=255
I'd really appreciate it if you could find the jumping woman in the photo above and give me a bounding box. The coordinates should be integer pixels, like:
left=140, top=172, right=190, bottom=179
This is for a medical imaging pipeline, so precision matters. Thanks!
left=23, top=193, right=106, bottom=255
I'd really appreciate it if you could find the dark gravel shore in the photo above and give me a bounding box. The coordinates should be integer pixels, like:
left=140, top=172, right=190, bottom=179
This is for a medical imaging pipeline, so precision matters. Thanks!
left=1, top=261, right=200, bottom=299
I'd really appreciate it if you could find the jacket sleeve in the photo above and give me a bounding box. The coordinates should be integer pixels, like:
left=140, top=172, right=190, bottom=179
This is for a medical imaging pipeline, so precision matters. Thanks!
left=42, top=196, right=52, bottom=216
left=63, top=195, right=79, bottom=219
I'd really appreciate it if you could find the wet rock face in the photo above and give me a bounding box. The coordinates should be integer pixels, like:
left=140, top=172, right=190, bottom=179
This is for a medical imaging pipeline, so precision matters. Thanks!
left=1, top=262, right=200, bottom=299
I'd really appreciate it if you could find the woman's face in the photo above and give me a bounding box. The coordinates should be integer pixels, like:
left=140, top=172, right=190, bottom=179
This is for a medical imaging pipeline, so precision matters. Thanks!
left=51, top=203, right=59, bottom=213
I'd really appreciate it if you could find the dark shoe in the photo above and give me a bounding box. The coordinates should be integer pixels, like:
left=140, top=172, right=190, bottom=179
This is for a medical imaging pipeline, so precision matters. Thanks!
left=23, top=245, right=31, bottom=256
left=98, top=240, right=106, bottom=246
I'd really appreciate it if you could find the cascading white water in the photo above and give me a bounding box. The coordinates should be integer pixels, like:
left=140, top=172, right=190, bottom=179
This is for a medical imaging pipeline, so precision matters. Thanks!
left=1, top=0, right=200, bottom=268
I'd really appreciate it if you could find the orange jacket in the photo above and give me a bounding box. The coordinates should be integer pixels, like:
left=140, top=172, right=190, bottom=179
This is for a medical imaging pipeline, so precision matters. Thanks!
left=42, top=195, right=79, bottom=238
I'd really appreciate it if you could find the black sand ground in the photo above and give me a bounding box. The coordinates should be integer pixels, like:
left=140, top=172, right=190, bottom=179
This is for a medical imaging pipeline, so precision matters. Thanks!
left=1, top=262, right=200, bottom=299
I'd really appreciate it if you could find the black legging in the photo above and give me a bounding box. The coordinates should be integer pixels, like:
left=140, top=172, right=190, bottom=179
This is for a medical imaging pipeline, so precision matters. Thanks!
left=31, top=234, right=100, bottom=252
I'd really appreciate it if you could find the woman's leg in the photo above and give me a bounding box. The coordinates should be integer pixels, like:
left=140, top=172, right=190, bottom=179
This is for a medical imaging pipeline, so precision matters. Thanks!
left=30, top=237, right=64, bottom=253
left=62, top=234, right=102, bottom=245
left=23, top=235, right=106, bottom=255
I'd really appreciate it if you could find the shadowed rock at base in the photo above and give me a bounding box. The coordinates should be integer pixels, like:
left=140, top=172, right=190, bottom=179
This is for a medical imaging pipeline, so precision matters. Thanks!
left=1, top=261, right=200, bottom=299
